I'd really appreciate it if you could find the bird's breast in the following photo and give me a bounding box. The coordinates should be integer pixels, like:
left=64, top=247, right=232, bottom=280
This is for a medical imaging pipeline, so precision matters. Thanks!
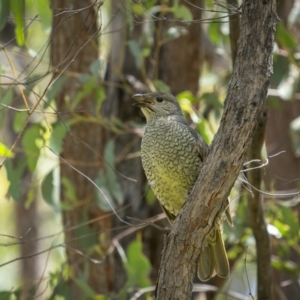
left=141, top=120, right=202, bottom=216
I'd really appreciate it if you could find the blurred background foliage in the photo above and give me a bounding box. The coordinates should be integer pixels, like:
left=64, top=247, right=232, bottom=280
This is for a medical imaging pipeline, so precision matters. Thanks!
left=0, top=0, right=300, bottom=299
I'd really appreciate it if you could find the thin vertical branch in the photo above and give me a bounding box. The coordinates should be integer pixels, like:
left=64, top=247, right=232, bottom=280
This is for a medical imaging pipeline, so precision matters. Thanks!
left=247, top=109, right=272, bottom=300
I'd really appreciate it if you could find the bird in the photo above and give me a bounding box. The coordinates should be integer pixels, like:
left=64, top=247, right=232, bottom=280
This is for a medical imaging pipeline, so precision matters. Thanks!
left=132, top=92, right=232, bottom=281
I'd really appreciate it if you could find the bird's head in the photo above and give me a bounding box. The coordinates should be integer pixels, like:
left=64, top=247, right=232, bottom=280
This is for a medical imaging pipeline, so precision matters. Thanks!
left=132, top=92, right=183, bottom=122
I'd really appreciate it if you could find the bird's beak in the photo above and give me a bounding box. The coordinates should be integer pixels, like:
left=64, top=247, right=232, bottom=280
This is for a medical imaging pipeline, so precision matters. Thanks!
left=132, top=94, right=154, bottom=108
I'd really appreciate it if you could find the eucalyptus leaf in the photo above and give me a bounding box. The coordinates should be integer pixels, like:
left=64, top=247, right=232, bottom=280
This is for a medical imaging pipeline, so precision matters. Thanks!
left=73, top=278, right=96, bottom=298
left=49, top=121, right=69, bottom=154
left=172, top=4, right=192, bottom=21
left=41, top=170, right=60, bottom=212
left=0, top=142, right=13, bottom=158
left=22, top=124, right=45, bottom=172
left=124, top=238, right=151, bottom=288
left=10, top=0, right=25, bottom=45
left=36, top=0, right=52, bottom=30
left=276, top=22, right=297, bottom=50
left=152, top=80, right=170, bottom=93
left=5, top=159, right=27, bottom=202
left=45, top=76, right=67, bottom=106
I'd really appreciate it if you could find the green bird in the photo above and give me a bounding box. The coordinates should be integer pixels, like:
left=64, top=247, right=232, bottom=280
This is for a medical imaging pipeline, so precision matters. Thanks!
left=133, top=92, right=232, bottom=281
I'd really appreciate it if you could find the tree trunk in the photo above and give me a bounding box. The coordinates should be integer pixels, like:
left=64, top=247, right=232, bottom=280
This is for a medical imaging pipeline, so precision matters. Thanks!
left=155, top=0, right=277, bottom=298
left=50, top=1, right=114, bottom=297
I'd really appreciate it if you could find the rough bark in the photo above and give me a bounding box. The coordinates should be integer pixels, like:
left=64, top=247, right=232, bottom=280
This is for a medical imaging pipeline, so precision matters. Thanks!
left=50, top=1, right=112, bottom=297
left=227, top=1, right=272, bottom=298
left=155, top=0, right=277, bottom=299
left=247, top=109, right=272, bottom=300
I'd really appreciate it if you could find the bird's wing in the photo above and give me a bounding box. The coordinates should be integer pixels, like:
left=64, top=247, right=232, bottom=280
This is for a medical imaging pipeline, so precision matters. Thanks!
left=169, top=114, right=209, bottom=161
left=187, top=126, right=209, bottom=161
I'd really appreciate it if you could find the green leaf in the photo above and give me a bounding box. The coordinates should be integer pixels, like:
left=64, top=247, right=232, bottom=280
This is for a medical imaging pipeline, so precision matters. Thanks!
left=145, top=188, right=156, bottom=205
left=124, top=238, right=151, bottom=288
left=95, top=86, right=106, bottom=113
left=36, top=0, right=52, bottom=30
left=172, top=4, right=192, bottom=21
left=208, top=22, right=220, bottom=46
left=74, top=76, right=96, bottom=107
left=202, top=92, right=223, bottom=109
left=176, top=91, right=197, bottom=103
left=0, top=141, right=13, bottom=158
left=41, top=170, right=60, bottom=211
left=45, top=76, right=67, bottom=106
left=280, top=206, right=299, bottom=240
left=73, top=278, right=96, bottom=298
left=5, top=159, right=27, bottom=201
left=10, top=0, right=25, bottom=45
left=152, top=80, right=170, bottom=93
left=276, top=22, right=297, bottom=50
left=61, top=177, right=76, bottom=203
left=49, top=121, right=69, bottom=154
left=0, top=88, right=13, bottom=128
left=178, top=97, right=199, bottom=123
left=0, top=291, right=13, bottom=299
left=21, top=124, right=45, bottom=172
left=271, top=54, right=290, bottom=87
left=131, top=4, right=144, bottom=16
left=143, top=0, right=157, bottom=10
left=13, top=110, right=28, bottom=133
left=196, top=119, right=213, bottom=145
left=75, top=222, right=98, bottom=249
left=0, top=0, right=10, bottom=31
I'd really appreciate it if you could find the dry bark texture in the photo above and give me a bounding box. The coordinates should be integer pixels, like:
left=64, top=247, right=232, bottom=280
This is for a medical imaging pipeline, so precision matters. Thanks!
left=155, top=0, right=277, bottom=299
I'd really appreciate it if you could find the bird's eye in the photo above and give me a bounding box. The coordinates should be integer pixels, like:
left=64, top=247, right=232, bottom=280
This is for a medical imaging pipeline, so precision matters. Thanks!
left=156, top=97, right=164, bottom=103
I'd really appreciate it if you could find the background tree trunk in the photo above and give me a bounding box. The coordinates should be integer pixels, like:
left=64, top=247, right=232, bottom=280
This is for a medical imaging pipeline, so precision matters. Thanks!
left=50, top=1, right=114, bottom=297
left=157, top=0, right=203, bottom=95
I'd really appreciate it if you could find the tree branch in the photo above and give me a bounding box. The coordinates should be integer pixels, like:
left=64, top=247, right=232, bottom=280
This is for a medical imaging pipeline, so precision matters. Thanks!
left=155, top=1, right=278, bottom=299
left=247, top=108, right=272, bottom=300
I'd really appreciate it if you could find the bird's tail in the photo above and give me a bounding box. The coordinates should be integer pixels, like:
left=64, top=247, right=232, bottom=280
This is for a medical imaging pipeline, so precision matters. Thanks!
left=197, top=205, right=231, bottom=281
left=197, top=228, right=229, bottom=281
